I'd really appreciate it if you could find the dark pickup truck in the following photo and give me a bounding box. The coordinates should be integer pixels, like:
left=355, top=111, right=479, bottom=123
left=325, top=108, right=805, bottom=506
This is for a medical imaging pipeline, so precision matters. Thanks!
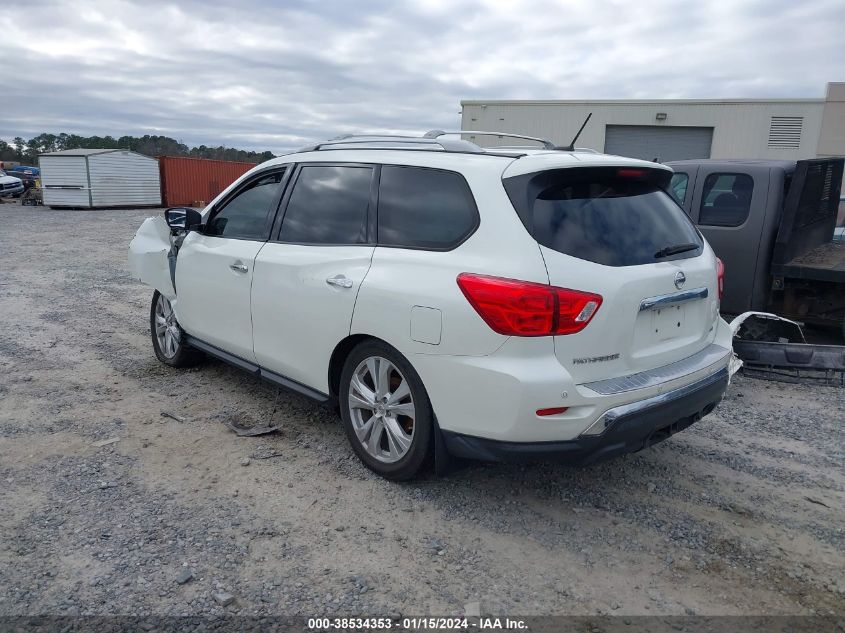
left=667, top=158, right=845, bottom=338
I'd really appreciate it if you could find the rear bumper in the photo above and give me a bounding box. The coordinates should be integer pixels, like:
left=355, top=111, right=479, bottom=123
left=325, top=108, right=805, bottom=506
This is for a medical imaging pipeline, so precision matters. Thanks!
left=442, top=365, right=728, bottom=464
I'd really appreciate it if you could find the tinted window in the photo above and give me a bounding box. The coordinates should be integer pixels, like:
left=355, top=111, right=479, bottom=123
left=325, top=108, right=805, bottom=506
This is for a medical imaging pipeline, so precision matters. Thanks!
left=669, top=172, right=689, bottom=205
left=279, top=166, right=372, bottom=244
left=699, top=173, right=753, bottom=227
left=205, top=170, right=285, bottom=239
left=518, top=168, right=702, bottom=267
left=378, top=166, right=478, bottom=249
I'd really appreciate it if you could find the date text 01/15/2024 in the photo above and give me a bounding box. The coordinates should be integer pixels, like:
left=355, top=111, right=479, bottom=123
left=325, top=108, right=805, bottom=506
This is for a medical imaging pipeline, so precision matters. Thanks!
left=306, top=616, right=528, bottom=630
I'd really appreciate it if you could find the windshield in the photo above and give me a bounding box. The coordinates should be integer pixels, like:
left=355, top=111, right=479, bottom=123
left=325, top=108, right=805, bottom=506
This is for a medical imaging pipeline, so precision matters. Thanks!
left=504, top=167, right=703, bottom=267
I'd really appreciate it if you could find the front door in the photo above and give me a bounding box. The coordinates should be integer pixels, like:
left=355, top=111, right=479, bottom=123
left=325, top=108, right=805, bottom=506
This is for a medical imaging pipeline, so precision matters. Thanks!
left=252, top=164, right=376, bottom=393
left=175, top=169, right=288, bottom=361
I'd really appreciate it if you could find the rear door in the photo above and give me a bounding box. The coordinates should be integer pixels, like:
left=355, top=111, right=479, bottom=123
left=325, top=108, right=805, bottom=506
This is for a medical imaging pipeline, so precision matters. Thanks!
left=506, top=166, right=721, bottom=383
left=251, top=163, right=376, bottom=393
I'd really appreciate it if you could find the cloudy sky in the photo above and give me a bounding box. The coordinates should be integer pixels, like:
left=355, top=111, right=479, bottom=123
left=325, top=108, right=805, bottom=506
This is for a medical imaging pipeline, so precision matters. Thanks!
left=1, top=0, right=842, bottom=153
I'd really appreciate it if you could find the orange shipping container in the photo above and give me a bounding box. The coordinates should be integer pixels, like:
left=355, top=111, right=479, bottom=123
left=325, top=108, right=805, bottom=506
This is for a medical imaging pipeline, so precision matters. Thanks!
left=158, top=156, right=257, bottom=207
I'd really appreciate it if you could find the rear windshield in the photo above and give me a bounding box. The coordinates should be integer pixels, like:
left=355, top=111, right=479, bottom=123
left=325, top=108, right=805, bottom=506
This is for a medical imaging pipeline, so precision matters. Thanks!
left=504, top=167, right=703, bottom=267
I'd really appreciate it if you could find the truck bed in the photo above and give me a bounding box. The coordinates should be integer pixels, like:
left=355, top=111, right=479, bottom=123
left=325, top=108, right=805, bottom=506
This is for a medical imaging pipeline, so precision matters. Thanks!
left=779, top=241, right=845, bottom=283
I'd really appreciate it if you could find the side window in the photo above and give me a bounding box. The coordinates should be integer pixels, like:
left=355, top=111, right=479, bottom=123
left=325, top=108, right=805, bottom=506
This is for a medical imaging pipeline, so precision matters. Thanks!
left=279, top=166, right=372, bottom=244
left=205, top=170, right=286, bottom=239
left=669, top=172, right=689, bottom=205
left=377, top=165, right=478, bottom=249
left=699, top=173, right=754, bottom=227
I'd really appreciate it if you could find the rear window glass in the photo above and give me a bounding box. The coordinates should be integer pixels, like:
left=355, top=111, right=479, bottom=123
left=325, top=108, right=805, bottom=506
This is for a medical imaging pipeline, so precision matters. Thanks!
left=377, top=166, right=478, bottom=249
left=279, top=166, right=372, bottom=244
left=507, top=168, right=702, bottom=267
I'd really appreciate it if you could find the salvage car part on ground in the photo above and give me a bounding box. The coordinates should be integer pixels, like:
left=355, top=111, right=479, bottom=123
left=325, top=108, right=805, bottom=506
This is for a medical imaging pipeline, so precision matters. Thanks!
left=730, top=312, right=844, bottom=385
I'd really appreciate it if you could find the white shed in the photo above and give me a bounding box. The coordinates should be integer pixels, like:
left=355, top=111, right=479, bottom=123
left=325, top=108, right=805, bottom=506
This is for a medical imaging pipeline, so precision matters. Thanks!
left=39, top=149, right=162, bottom=208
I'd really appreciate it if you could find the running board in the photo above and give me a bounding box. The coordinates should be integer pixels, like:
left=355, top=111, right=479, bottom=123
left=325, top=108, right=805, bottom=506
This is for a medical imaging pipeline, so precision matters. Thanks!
left=183, top=335, right=332, bottom=403
left=733, top=339, right=845, bottom=386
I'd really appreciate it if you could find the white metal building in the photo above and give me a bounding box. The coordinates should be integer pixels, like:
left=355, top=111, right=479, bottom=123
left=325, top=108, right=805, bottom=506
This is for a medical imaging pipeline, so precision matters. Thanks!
left=39, top=149, right=161, bottom=208
left=461, top=82, right=845, bottom=162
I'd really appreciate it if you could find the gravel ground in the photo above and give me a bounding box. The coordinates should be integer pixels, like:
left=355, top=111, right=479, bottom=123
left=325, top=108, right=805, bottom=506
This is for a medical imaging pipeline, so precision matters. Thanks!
left=0, top=202, right=843, bottom=618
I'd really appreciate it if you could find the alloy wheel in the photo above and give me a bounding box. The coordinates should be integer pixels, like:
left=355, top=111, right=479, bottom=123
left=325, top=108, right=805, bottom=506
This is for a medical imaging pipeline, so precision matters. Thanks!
left=154, top=294, right=181, bottom=359
left=347, top=356, right=416, bottom=463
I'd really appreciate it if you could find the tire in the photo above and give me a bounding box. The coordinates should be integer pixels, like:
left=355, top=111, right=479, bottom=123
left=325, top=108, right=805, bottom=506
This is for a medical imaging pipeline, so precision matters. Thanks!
left=339, top=340, right=433, bottom=480
left=149, top=290, right=202, bottom=367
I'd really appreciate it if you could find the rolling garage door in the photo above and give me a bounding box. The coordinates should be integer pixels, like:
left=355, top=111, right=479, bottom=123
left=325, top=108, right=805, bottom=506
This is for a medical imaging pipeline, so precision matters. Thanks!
left=604, top=125, right=713, bottom=162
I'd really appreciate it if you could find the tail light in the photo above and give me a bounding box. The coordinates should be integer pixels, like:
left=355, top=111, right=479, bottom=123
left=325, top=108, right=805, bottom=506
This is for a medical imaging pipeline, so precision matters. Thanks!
left=716, top=257, right=725, bottom=301
left=456, top=273, right=602, bottom=336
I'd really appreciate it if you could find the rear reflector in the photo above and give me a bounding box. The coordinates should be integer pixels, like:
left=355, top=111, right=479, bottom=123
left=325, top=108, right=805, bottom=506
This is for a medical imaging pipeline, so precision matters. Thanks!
left=536, top=407, right=569, bottom=417
left=716, top=257, right=725, bottom=302
left=456, top=273, right=603, bottom=336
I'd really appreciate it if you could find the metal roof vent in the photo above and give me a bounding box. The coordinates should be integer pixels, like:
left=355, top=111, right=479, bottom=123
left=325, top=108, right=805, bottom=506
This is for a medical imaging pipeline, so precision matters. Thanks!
left=767, top=116, right=803, bottom=149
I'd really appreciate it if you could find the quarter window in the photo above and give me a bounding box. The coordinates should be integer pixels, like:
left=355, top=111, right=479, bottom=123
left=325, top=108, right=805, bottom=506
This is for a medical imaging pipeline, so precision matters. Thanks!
left=377, top=166, right=478, bottom=249
left=279, top=166, right=372, bottom=244
left=669, top=172, right=689, bottom=205
left=699, top=173, right=754, bottom=227
left=205, top=170, right=286, bottom=239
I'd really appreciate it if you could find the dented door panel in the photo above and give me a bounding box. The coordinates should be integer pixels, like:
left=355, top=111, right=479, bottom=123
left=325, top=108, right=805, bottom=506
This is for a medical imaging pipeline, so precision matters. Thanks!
left=128, top=215, right=177, bottom=299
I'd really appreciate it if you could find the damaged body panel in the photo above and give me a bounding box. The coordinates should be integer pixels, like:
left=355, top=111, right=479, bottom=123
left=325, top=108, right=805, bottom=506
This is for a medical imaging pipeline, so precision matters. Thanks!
left=128, top=215, right=179, bottom=299
left=729, top=312, right=844, bottom=384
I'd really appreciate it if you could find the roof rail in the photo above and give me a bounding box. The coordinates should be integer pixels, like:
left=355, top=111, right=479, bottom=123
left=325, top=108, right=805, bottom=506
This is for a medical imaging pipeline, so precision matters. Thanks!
left=290, top=130, right=567, bottom=156
left=425, top=130, right=556, bottom=150
left=307, top=134, right=485, bottom=153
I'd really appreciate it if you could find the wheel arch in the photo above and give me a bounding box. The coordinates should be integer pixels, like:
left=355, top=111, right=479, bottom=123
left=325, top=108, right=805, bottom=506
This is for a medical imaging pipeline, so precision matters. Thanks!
left=328, top=334, right=383, bottom=400
left=328, top=333, right=455, bottom=475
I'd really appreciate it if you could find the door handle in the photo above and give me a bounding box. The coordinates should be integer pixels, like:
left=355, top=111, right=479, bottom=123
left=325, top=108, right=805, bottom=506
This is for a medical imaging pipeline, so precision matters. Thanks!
left=229, top=261, right=249, bottom=273
left=326, top=275, right=353, bottom=289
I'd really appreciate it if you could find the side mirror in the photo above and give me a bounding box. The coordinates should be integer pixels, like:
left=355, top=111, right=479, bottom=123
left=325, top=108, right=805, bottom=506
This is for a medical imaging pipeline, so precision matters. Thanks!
left=164, top=207, right=203, bottom=231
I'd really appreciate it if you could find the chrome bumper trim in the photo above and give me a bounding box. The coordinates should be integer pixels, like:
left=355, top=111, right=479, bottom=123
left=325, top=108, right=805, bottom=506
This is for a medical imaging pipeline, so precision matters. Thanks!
left=582, top=343, right=731, bottom=395
left=639, top=286, right=708, bottom=311
left=580, top=366, right=729, bottom=437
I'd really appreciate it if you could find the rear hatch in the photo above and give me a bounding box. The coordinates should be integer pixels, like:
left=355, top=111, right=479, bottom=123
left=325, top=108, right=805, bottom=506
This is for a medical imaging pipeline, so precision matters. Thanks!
left=503, top=163, right=720, bottom=383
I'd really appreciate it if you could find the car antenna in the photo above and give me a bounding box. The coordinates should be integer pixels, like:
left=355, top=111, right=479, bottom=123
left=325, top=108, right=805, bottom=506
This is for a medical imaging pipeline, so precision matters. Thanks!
left=559, top=112, right=592, bottom=151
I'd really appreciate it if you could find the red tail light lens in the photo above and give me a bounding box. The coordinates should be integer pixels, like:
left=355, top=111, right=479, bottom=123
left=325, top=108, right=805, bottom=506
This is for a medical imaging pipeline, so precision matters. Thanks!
left=456, top=273, right=602, bottom=336
left=536, top=407, right=569, bottom=417
left=716, top=257, right=725, bottom=302
left=616, top=168, right=647, bottom=178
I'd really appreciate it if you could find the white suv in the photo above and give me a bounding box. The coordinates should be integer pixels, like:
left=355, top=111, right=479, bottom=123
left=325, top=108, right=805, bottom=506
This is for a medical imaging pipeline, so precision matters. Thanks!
left=129, top=132, right=733, bottom=480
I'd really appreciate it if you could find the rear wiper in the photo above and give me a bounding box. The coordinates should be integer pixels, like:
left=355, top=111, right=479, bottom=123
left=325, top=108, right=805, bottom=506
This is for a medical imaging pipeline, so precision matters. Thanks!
left=654, top=243, right=699, bottom=258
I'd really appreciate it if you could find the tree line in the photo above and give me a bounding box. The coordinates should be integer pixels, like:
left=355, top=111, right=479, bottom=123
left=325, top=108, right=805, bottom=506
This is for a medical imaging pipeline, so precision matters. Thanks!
left=0, top=133, right=276, bottom=165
